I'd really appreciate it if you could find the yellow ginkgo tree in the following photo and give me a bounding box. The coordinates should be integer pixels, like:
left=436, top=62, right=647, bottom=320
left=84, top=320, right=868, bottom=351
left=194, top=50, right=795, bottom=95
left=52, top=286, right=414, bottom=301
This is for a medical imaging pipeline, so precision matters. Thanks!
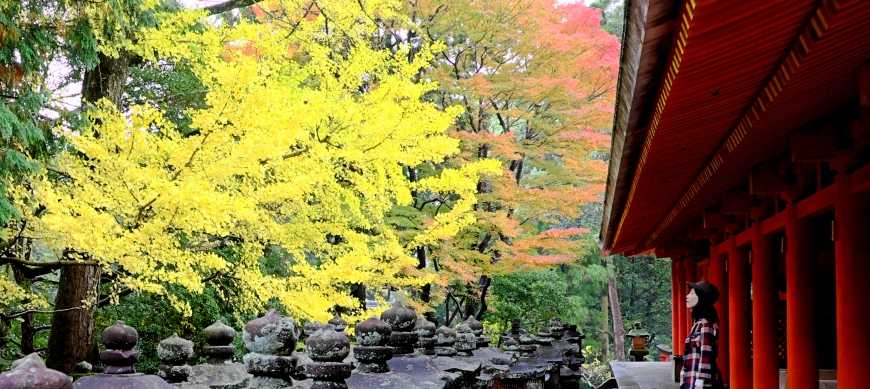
left=14, top=0, right=499, bottom=323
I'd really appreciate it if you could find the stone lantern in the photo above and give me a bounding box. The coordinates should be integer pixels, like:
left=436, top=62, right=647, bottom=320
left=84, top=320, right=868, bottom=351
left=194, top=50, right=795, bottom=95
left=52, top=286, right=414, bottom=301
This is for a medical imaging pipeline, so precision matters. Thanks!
left=305, top=326, right=352, bottom=389
left=626, top=322, right=652, bottom=361
left=454, top=323, right=477, bottom=356
left=184, top=320, right=251, bottom=388
left=434, top=326, right=458, bottom=356
left=548, top=317, right=565, bottom=340
left=656, top=343, right=673, bottom=361
left=202, top=320, right=237, bottom=364
left=380, top=302, right=418, bottom=355
left=463, top=316, right=489, bottom=347
left=517, top=333, right=539, bottom=358
left=415, top=316, right=437, bottom=355
left=157, top=334, right=194, bottom=383
left=74, top=321, right=174, bottom=388
left=302, top=321, right=328, bottom=341
left=353, top=317, right=393, bottom=373
left=242, top=309, right=298, bottom=385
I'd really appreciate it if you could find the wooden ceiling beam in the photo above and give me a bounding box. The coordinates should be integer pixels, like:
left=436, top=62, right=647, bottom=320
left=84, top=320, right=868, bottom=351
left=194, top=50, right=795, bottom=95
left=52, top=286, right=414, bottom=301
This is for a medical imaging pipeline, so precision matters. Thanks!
left=703, top=211, right=730, bottom=230
left=721, top=192, right=753, bottom=215
left=749, top=162, right=792, bottom=197
left=790, top=129, right=843, bottom=162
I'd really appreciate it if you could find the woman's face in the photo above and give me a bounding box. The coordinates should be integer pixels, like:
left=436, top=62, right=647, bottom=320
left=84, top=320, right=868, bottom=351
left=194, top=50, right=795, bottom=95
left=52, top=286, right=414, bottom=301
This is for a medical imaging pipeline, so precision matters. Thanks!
left=686, top=288, right=699, bottom=309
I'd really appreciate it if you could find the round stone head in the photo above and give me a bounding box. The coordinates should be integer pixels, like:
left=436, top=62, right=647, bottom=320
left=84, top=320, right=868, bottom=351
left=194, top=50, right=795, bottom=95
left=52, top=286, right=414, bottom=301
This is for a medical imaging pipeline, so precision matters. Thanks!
left=434, top=326, right=457, bottom=346
left=380, top=302, right=416, bottom=332
left=103, top=320, right=138, bottom=350
left=303, top=321, right=328, bottom=339
left=415, top=316, right=436, bottom=338
left=463, top=316, right=483, bottom=336
left=306, top=327, right=351, bottom=362
left=158, top=334, right=194, bottom=365
left=203, top=320, right=236, bottom=346
left=355, top=317, right=392, bottom=346
left=243, top=309, right=298, bottom=355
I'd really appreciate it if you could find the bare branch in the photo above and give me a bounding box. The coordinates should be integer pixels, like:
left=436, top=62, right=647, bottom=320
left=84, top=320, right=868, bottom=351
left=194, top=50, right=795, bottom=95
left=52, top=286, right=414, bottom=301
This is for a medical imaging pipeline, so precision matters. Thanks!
left=0, top=255, right=98, bottom=268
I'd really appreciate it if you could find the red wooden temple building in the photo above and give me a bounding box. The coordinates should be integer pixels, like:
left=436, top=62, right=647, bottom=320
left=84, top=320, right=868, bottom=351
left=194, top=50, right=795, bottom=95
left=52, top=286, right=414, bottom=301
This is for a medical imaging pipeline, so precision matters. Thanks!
left=601, top=0, right=869, bottom=388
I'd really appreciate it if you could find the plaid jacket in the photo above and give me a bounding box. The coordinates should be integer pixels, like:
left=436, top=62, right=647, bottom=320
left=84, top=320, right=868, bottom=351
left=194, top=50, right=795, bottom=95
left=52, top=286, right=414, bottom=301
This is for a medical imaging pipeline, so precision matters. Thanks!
left=680, top=319, right=722, bottom=389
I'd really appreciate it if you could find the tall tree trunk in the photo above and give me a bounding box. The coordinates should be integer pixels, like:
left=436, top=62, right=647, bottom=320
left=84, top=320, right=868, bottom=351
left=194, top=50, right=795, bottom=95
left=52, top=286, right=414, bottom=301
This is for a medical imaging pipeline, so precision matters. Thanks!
left=416, top=246, right=431, bottom=303
left=474, top=275, right=490, bottom=319
left=600, top=294, right=611, bottom=361
left=47, top=52, right=129, bottom=372
left=350, top=283, right=367, bottom=310
left=12, top=265, right=35, bottom=354
left=510, top=156, right=524, bottom=184
left=608, top=256, right=626, bottom=360
left=46, top=265, right=101, bottom=371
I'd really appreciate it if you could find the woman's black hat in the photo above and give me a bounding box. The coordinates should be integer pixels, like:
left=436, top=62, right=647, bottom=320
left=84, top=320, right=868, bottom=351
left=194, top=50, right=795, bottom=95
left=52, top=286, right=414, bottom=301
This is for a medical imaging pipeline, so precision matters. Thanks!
left=687, top=281, right=719, bottom=305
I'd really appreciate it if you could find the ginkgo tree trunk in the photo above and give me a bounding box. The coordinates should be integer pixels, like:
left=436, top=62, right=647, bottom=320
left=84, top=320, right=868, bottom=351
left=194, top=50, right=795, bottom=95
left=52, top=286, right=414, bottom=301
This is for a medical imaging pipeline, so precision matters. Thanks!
left=46, top=50, right=131, bottom=372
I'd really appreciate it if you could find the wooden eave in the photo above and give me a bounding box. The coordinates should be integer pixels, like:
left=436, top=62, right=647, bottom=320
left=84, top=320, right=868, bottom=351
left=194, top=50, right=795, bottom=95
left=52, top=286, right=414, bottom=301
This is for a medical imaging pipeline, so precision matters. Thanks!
left=601, top=0, right=870, bottom=255
left=601, top=0, right=680, bottom=251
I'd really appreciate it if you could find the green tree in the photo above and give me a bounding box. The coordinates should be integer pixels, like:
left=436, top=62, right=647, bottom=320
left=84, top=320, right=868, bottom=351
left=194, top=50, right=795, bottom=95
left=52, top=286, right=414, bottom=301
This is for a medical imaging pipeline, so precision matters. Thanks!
left=590, top=0, right=625, bottom=37
left=612, top=255, right=673, bottom=352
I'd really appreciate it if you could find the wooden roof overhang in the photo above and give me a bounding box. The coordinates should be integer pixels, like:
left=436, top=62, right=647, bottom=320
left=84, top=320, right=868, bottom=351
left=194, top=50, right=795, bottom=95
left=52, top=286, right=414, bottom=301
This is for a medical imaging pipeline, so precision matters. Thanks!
left=601, top=0, right=870, bottom=255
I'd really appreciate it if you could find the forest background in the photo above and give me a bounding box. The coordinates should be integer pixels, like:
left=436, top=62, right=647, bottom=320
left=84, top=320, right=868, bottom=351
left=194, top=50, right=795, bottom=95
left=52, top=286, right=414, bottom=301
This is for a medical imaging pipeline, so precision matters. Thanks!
left=0, top=0, right=670, bottom=385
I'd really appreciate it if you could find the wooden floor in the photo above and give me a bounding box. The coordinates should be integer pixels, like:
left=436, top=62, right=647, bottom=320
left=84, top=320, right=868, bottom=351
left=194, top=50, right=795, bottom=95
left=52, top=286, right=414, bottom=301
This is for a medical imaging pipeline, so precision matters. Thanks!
left=610, top=362, right=679, bottom=389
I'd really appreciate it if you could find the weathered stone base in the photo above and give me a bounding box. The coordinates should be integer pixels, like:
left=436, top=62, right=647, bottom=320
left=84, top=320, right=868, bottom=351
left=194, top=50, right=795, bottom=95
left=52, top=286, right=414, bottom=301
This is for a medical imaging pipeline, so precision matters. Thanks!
left=310, top=381, right=348, bottom=389
left=434, top=347, right=457, bottom=357
left=388, top=332, right=418, bottom=355
left=476, top=336, right=490, bottom=348
left=245, top=375, right=295, bottom=389
left=305, top=361, right=352, bottom=389
left=354, top=346, right=392, bottom=373
left=179, top=363, right=251, bottom=389
left=416, top=337, right=436, bottom=355
left=203, top=345, right=236, bottom=364
left=243, top=353, right=295, bottom=378
left=157, top=364, right=191, bottom=383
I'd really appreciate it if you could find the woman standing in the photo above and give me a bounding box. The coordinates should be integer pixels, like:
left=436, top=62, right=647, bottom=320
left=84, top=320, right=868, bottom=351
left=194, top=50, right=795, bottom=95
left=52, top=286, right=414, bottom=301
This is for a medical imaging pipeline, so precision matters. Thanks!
left=681, top=281, right=723, bottom=389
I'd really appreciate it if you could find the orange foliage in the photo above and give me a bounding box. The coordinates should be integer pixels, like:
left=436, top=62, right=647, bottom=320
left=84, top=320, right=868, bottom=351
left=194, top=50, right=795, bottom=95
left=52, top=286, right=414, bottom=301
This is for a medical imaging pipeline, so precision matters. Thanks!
left=408, top=0, right=618, bottom=280
left=556, top=129, right=612, bottom=150
left=451, top=130, right=521, bottom=158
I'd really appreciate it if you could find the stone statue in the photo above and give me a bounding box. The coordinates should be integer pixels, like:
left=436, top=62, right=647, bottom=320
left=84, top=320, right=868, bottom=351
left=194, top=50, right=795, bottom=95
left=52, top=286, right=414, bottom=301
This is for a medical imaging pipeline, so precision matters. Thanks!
left=434, top=326, right=458, bottom=357
left=353, top=317, right=393, bottom=373
left=380, top=302, right=418, bottom=355
left=74, top=321, right=174, bottom=388
left=242, top=310, right=299, bottom=388
left=305, top=326, right=353, bottom=389
left=157, top=334, right=194, bottom=383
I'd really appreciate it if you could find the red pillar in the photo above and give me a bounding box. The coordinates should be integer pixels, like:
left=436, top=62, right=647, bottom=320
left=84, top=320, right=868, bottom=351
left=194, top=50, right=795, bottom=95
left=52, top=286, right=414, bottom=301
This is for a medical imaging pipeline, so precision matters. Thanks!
left=728, top=238, right=752, bottom=389
left=709, top=245, right=729, bottom=383
left=672, top=257, right=682, bottom=355
left=834, top=175, right=870, bottom=389
left=752, top=223, right=779, bottom=389
left=785, top=204, right=817, bottom=389
left=677, top=257, right=688, bottom=354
